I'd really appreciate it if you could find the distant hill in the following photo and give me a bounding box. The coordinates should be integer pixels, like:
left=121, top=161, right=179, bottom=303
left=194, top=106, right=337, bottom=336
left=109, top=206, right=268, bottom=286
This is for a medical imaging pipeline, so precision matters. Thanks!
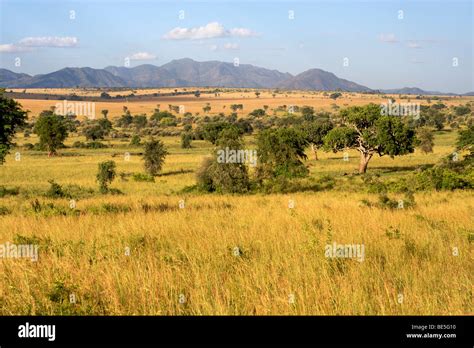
left=277, top=68, right=371, bottom=92
left=104, top=58, right=293, bottom=88
left=379, top=87, right=457, bottom=96
left=0, top=59, right=467, bottom=94
left=0, top=69, right=31, bottom=85
left=5, top=67, right=126, bottom=88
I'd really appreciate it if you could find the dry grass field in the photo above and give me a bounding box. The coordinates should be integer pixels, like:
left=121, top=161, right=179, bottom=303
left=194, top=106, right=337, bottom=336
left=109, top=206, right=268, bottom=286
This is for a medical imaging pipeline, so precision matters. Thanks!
left=11, top=89, right=474, bottom=118
left=0, top=89, right=472, bottom=315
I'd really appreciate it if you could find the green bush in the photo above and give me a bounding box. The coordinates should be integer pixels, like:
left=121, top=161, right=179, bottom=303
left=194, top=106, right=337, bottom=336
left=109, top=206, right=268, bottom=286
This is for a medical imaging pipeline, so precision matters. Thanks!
left=96, top=161, right=116, bottom=193
left=0, top=186, right=20, bottom=197
left=132, top=173, right=155, bottom=182
left=45, top=180, right=66, bottom=198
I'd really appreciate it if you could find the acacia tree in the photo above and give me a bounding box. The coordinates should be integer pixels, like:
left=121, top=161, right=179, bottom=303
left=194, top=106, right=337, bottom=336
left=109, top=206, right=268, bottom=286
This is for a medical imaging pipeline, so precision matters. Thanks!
left=197, top=126, right=250, bottom=193
left=324, top=104, right=415, bottom=173
left=457, top=125, right=474, bottom=156
left=0, top=90, right=27, bottom=164
left=256, top=128, right=308, bottom=179
left=97, top=160, right=116, bottom=193
left=416, top=127, right=434, bottom=154
left=34, top=111, right=68, bottom=156
left=143, top=138, right=168, bottom=176
left=301, top=120, right=333, bottom=160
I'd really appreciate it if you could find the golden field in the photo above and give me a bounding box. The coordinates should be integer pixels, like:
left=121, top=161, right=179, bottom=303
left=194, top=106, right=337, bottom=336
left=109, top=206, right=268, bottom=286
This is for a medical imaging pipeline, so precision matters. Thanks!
left=0, top=123, right=472, bottom=315
left=11, top=89, right=474, bottom=118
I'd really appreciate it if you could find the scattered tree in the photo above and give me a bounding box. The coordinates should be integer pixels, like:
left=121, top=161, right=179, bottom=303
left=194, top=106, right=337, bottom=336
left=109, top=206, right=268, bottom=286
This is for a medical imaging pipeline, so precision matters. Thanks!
left=181, top=132, right=192, bottom=149
left=301, top=120, right=334, bottom=160
left=143, top=139, right=168, bottom=176
left=0, top=90, right=27, bottom=164
left=256, top=128, right=308, bottom=179
left=324, top=104, right=415, bottom=173
left=97, top=160, right=116, bottom=193
left=34, top=112, right=68, bottom=156
left=416, top=127, right=435, bottom=154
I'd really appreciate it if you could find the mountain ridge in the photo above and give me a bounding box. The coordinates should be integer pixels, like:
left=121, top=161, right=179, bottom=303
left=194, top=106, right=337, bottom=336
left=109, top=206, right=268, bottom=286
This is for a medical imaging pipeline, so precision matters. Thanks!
left=0, top=58, right=465, bottom=95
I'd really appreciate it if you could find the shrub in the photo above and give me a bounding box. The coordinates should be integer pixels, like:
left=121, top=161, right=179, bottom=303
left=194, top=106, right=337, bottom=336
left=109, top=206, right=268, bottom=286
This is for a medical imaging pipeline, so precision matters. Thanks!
left=0, top=206, right=11, bottom=215
left=196, top=157, right=250, bottom=194
left=97, top=161, right=116, bottom=193
left=132, top=173, right=155, bottom=182
left=0, top=186, right=20, bottom=197
left=256, top=128, right=309, bottom=180
left=45, top=180, right=66, bottom=198
left=130, top=134, right=141, bottom=146
left=181, top=132, right=192, bottom=149
left=197, top=126, right=251, bottom=194
left=143, top=139, right=168, bottom=176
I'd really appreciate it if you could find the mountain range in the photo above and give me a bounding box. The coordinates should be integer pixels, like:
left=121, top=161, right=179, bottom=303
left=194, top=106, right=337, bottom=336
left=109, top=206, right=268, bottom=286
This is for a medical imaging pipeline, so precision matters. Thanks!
left=0, top=58, right=471, bottom=95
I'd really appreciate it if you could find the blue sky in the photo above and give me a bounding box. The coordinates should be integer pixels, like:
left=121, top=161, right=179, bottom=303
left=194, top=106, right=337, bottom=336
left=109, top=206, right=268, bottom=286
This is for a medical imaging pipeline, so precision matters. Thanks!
left=0, top=0, right=472, bottom=93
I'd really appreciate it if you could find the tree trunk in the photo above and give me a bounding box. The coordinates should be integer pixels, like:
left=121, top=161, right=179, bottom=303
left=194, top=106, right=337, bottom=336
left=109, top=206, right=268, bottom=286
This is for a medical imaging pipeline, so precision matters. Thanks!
left=358, top=152, right=371, bottom=174
left=310, top=144, right=318, bottom=160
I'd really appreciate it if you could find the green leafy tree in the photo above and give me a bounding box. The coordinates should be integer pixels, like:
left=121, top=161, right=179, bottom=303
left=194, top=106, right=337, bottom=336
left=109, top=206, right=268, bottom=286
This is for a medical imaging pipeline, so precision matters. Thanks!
left=130, top=134, right=141, bottom=146
left=301, top=120, right=333, bottom=160
left=457, top=125, right=474, bottom=155
left=116, top=113, right=133, bottom=127
left=133, top=114, right=148, bottom=129
left=324, top=104, right=415, bottom=173
left=82, top=122, right=106, bottom=141
left=202, top=122, right=231, bottom=145
left=197, top=126, right=250, bottom=193
left=256, top=128, right=308, bottom=179
left=249, top=109, right=266, bottom=117
left=300, top=106, right=315, bottom=121
left=143, top=139, right=168, bottom=176
left=202, top=104, right=211, bottom=113
left=0, top=90, right=27, bottom=164
left=181, top=132, right=192, bottom=149
left=97, top=161, right=116, bottom=193
left=416, top=127, right=435, bottom=154
left=34, top=112, right=68, bottom=156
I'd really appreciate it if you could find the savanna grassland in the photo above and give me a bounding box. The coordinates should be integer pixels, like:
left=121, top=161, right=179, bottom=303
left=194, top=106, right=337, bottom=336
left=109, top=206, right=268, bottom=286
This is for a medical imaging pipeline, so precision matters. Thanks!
left=10, top=87, right=474, bottom=117
left=0, top=90, right=473, bottom=315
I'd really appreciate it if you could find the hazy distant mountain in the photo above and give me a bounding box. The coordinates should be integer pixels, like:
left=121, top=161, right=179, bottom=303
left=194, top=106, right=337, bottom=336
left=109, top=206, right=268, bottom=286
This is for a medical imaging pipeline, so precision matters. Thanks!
left=0, top=59, right=466, bottom=94
left=379, top=87, right=456, bottom=96
left=105, top=58, right=293, bottom=88
left=0, top=69, right=31, bottom=85
left=105, top=64, right=186, bottom=87
left=4, top=67, right=126, bottom=88
left=462, top=91, right=474, bottom=96
left=159, top=58, right=293, bottom=88
left=277, top=68, right=371, bottom=92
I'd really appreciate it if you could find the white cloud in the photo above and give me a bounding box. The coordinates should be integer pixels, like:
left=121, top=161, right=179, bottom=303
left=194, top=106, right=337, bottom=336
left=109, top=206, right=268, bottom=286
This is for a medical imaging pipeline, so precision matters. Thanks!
left=19, top=36, right=78, bottom=47
left=209, top=44, right=218, bottom=51
left=223, top=43, right=239, bottom=50
left=0, top=44, right=32, bottom=53
left=0, top=36, right=78, bottom=54
left=407, top=42, right=422, bottom=49
left=163, top=22, right=257, bottom=40
left=130, top=52, right=156, bottom=60
left=228, top=28, right=256, bottom=38
left=379, top=33, right=399, bottom=43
